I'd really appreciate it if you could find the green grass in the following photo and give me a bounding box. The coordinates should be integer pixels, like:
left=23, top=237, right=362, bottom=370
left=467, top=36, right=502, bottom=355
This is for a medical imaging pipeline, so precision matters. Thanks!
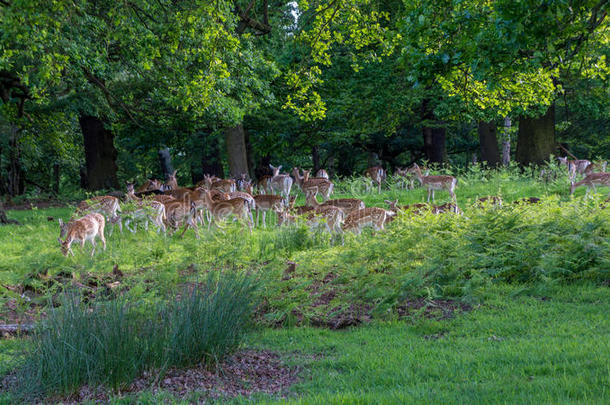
left=0, top=166, right=609, bottom=403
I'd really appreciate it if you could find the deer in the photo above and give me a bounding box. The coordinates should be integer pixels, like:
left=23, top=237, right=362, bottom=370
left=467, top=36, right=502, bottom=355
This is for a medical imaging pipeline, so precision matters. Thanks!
left=384, top=200, right=429, bottom=215
left=342, top=207, right=394, bottom=234
left=558, top=157, right=591, bottom=180
left=407, top=163, right=457, bottom=203
left=163, top=200, right=199, bottom=238
left=269, top=165, right=293, bottom=203
left=136, top=179, right=163, bottom=193
left=253, top=194, right=284, bottom=227
left=432, top=202, right=462, bottom=215
left=58, top=213, right=106, bottom=257
left=211, top=179, right=236, bottom=193
left=152, top=194, right=177, bottom=204
left=303, top=191, right=346, bottom=232
left=364, top=166, right=386, bottom=193
left=287, top=195, right=315, bottom=216
left=76, top=195, right=121, bottom=233
left=257, top=175, right=273, bottom=194
left=121, top=183, right=167, bottom=233
left=513, top=197, right=541, bottom=205
left=203, top=191, right=253, bottom=232
left=278, top=201, right=344, bottom=234
left=584, top=161, right=608, bottom=175
left=165, top=170, right=178, bottom=190
left=570, top=173, right=610, bottom=196
left=302, top=169, right=333, bottom=201
left=308, top=194, right=365, bottom=216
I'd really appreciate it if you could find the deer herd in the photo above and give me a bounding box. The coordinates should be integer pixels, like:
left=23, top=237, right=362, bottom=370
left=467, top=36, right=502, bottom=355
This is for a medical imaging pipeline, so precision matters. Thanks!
left=58, top=161, right=609, bottom=256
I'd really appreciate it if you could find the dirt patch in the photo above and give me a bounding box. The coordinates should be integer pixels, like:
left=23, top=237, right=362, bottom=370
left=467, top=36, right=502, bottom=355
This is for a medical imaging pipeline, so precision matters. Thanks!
left=311, top=303, right=373, bottom=329
left=397, top=298, right=473, bottom=320
left=27, top=350, right=300, bottom=404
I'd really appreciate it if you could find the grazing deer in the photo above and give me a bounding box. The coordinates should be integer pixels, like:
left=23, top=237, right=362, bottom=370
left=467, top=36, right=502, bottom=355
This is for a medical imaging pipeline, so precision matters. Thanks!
left=302, top=170, right=333, bottom=201
left=76, top=196, right=121, bottom=233
left=558, top=157, right=591, bottom=180
left=203, top=191, right=253, bottom=232
left=343, top=207, right=393, bottom=234
left=254, top=194, right=284, bottom=227
left=58, top=213, right=106, bottom=257
left=316, top=169, right=329, bottom=179
left=584, top=161, right=608, bottom=175
left=407, top=164, right=457, bottom=202
left=163, top=200, right=199, bottom=238
left=570, top=173, right=610, bottom=195
left=269, top=165, right=293, bottom=203
left=278, top=203, right=344, bottom=234
left=364, top=166, right=386, bottom=193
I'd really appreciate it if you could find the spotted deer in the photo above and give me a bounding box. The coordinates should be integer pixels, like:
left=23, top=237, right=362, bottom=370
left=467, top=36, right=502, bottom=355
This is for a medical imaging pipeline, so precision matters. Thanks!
left=278, top=202, right=344, bottom=234
left=163, top=200, right=199, bottom=238
left=211, top=179, right=236, bottom=193
left=269, top=165, right=293, bottom=203
left=342, top=207, right=393, bottom=234
left=407, top=164, right=457, bottom=202
left=203, top=191, right=253, bottom=232
left=558, top=157, right=591, bottom=180
left=364, top=166, right=386, bottom=193
left=316, top=169, right=329, bottom=179
left=257, top=175, right=273, bottom=194
left=58, top=213, right=106, bottom=257
left=76, top=196, right=121, bottom=233
left=302, top=191, right=345, bottom=233
left=306, top=193, right=364, bottom=216
left=165, top=170, right=178, bottom=190
left=122, top=183, right=167, bottom=233
left=253, top=194, right=284, bottom=227
left=570, top=172, right=610, bottom=195
left=302, top=170, right=333, bottom=201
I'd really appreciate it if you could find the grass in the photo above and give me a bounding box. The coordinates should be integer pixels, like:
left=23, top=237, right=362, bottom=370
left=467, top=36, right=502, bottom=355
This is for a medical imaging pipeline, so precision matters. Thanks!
left=0, top=165, right=609, bottom=403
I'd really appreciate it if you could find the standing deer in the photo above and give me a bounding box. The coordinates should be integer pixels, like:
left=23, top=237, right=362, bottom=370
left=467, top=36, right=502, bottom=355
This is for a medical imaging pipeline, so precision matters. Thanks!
left=163, top=200, right=199, bottom=238
left=316, top=169, right=329, bottom=179
left=269, top=165, right=293, bottom=203
left=558, top=157, right=591, bottom=180
left=123, top=183, right=167, bottom=233
left=342, top=207, right=393, bottom=234
left=203, top=191, right=253, bottom=232
left=407, top=164, right=457, bottom=202
left=165, top=170, right=178, bottom=190
left=302, top=170, right=333, bottom=201
left=253, top=194, right=284, bottom=228
left=308, top=194, right=365, bottom=216
left=570, top=173, right=610, bottom=196
left=303, top=191, right=345, bottom=233
left=58, top=213, right=106, bottom=257
left=364, top=166, right=386, bottom=193
left=76, top=196, right=122, bottom=233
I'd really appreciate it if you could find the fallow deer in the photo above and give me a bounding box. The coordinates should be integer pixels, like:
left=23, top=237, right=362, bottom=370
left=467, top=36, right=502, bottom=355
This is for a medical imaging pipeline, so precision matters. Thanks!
left=364, top=166, right=386, bottom=193
left=76, top=195, right=121, bottom=233
left=432, top=202, right=462, bottom=214
left=203, top=191, right=253, bottom=232
left=152, top=194, right=177, bottom=204
left=253, top=194, right=284, bottom=227
left=211, top=179, right=236, bottom=193
left=384, top=200, right=429, bottom=215
left=302, top=170, right=333, bottom=201
left=343, top=207, right=394, bottom=234
left=136, top=179, right=163, bottom=193
left=570, top=173, right=610, bottom=195
left=558, top=157, right=591, bottom=180
left=165, top=170, right=178, bottom=190
left=287, top=195, right=315, bottom=216
left=163, top=200, right=199, bottom=238
left=257, top=175, right=273, bottom=194
left=474, top=196, right=503, bottom=208
left=407, top=164, right=457, bottom=202
left=308, top=194, right=365, bottom=216
left=269, top=165, right=293, bottom=203
left=122, top=183, right=167, bottom=233
left=584, top=161, right=608, bottom=175
left=278, top=203, right=344, bottom=234
left=58, top=213, right=106, bottom=257
left=303, top=191, right=346, bottom=233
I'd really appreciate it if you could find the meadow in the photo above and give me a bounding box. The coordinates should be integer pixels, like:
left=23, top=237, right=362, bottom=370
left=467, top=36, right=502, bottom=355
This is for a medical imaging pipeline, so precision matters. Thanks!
left=0, top=164, right=609, bottom=403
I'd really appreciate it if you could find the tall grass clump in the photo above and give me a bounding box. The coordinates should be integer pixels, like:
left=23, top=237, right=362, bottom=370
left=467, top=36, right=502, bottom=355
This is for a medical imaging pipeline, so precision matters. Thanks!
left=11, top=272, right=258, bottom=401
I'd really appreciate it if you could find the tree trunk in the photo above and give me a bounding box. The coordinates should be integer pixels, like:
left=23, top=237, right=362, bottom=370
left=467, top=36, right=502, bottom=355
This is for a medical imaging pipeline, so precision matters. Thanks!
left=516, top=104, right=556, bottom=166
left=502, top=117, right=511, bottom=167
left=312, top=145, right=321, bottom=173
left=0, top=202, right=20, bottom=225
left=79, top=115, right=119, bottom=190
left=421, top=99, right=446, bottom=164
left=224, top=124, right=249, bottom=178
left=7, top=125, right=24, bottom=196
left=158, top=147, right=174, bottom=181
left=478, top=121, right=500, bottom=166
left=201, top=132, right=224, bottom=177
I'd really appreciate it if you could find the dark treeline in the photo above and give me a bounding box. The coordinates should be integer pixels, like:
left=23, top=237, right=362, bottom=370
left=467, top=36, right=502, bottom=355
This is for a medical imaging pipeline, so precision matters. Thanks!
left=0, top=1, right=608, bottom=196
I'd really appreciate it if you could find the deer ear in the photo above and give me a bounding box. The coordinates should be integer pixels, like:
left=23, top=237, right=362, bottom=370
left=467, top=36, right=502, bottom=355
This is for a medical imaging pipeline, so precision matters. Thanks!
left=278, top=165, right=282, bottom=171
left=269, top=164, right=274, bottom=169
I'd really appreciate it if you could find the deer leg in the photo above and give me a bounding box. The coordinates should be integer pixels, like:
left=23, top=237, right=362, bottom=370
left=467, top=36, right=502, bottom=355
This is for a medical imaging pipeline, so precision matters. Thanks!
left=90, top=239, right=96, bottom=257
left=427, top=189, right=432, bottom=203
left=262, top=211, right=267, bottom=228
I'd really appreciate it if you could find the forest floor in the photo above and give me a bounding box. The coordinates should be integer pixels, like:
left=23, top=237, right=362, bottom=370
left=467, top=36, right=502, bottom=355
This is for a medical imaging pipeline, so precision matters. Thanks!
left=0, top=168, right=609, bottom=403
